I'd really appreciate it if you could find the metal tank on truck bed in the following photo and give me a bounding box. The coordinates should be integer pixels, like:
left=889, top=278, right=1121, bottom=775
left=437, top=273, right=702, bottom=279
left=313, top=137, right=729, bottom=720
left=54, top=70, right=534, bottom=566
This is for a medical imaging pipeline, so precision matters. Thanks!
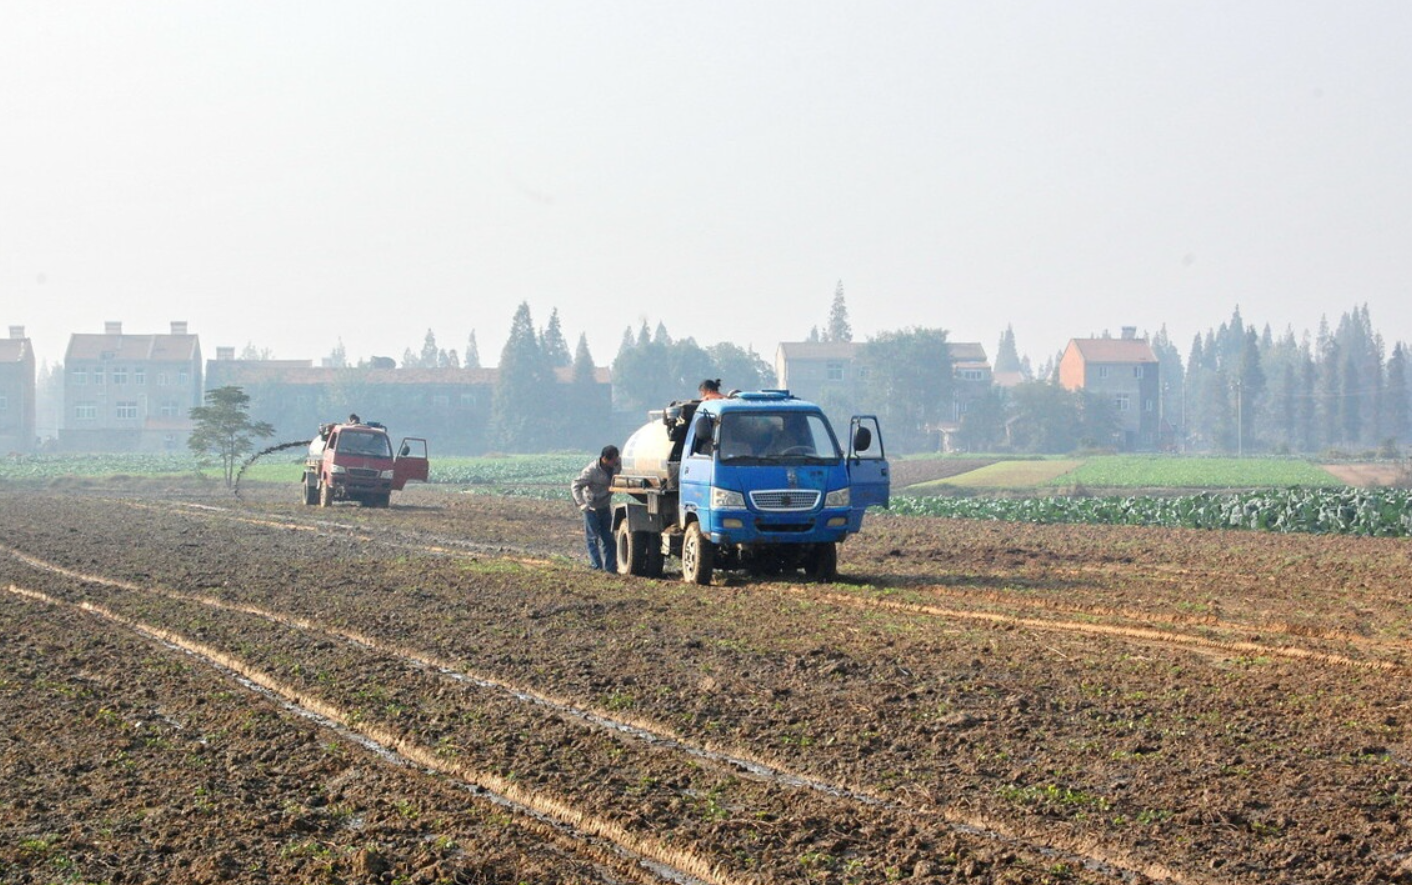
left=610, top=390, right=888, bottom=583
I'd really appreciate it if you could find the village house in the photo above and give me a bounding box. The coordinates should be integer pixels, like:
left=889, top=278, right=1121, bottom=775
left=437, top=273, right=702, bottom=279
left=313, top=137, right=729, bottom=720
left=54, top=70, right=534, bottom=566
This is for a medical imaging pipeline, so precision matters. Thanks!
left=1057, top=328, right=1160, bottom=450
left=60, top=322, right=203, bottom=452
left=0, top=326, right=37, bottom=454
left=774, top=339, right=993, bottom=449
left=205, top=350, right=612, bottom=455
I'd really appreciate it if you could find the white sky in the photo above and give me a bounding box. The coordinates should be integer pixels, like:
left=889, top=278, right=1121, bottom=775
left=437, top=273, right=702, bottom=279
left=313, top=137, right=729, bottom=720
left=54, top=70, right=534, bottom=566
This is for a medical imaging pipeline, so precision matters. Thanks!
left=3, top=2, right=1410, bottom=372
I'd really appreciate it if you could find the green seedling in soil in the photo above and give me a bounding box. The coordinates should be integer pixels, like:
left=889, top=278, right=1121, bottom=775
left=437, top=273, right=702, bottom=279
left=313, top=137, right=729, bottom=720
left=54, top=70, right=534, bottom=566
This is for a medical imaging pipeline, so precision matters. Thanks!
left=626, top=775, right=659, bottom=796
left=602, top=691, right=635, bottom=711
left=997, top=783, right=1112, bottom=814
left=694, top=784, right=730, bottom=822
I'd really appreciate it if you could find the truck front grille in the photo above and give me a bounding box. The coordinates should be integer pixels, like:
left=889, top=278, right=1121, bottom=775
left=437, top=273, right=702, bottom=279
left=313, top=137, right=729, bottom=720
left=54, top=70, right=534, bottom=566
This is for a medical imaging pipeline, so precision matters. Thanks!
left=348, top=468, right=380, bottom=479
left=749, top=489, right=821, bottom=512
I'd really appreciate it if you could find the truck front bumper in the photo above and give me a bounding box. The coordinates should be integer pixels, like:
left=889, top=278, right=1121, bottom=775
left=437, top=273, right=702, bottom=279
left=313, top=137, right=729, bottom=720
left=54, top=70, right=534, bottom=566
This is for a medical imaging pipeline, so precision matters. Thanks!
left=705, top=508, right=852, bottom=547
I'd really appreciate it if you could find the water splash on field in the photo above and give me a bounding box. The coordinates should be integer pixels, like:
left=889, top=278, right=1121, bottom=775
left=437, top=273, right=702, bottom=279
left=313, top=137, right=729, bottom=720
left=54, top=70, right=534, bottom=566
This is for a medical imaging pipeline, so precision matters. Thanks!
left=233, top=440, right=310, bottom=498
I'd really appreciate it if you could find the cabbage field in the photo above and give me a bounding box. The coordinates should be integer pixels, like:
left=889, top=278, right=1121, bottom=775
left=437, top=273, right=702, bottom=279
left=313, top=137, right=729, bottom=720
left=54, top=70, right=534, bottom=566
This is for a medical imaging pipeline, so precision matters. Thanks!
left=892, top=485, right=1412, bottom=536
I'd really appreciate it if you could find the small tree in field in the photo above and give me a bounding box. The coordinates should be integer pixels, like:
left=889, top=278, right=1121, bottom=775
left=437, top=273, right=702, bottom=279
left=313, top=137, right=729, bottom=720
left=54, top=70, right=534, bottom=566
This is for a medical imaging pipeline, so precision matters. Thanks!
left=188, top=386, right=275, bottom=486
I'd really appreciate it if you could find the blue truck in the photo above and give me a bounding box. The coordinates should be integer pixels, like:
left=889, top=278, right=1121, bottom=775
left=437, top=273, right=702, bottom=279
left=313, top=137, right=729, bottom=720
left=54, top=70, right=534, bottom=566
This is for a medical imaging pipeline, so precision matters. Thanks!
left=610, top=390, right=889, bottom=583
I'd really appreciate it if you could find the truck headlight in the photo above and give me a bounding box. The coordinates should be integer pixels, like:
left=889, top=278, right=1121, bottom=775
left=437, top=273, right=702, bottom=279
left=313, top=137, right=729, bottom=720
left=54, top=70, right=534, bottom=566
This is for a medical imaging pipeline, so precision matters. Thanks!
left=824, top=487, right=850, bottom=507
left=711, top=487, right=746, bottom=508
left=330, top=464, right=347, bottom=475
left=379, top=469, right=394, bottom=479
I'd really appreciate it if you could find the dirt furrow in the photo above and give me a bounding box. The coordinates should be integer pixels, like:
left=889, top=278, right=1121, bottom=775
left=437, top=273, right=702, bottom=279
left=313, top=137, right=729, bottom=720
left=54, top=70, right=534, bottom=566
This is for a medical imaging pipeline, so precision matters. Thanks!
left=3, top=488, right=1410, bottom=883
left=3, top=555, right=1152, bottom=885
left=6, top=582, right=733, bottom=885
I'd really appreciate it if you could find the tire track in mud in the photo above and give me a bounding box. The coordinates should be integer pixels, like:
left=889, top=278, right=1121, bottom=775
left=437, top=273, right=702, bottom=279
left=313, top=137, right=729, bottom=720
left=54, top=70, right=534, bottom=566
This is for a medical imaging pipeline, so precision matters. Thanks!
left=4, top=543, right=1180, bottom=885
left=787, top=585, right=1402, bottom=672
left=3, top=581, right=723, bottom=885
left=144, top=499, right=1408, bottom=673
left=153, top=500, right=565, bottom=566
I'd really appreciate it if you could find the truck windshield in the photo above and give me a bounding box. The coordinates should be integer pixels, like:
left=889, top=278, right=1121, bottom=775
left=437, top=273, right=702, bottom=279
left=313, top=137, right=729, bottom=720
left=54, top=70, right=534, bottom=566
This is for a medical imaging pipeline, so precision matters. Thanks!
left=717, top=411, right=841, bottom=464
left=336, top=430, right=393, bottom=458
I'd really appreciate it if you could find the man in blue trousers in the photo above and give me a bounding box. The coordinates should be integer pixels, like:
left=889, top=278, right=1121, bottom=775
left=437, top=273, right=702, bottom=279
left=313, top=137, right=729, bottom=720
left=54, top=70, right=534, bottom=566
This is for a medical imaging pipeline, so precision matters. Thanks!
left=570, top=445, right=621, bottom=571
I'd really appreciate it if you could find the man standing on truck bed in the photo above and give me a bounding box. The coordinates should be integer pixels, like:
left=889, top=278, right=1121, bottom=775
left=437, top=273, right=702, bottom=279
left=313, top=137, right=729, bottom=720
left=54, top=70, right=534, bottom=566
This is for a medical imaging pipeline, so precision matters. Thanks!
left=571, top=445, right=621, bottom=571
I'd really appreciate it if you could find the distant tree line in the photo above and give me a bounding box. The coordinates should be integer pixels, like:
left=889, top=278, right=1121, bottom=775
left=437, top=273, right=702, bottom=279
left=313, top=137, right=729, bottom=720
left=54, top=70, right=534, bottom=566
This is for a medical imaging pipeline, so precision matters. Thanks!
left=1176, top=305, right=1408, bottom=456
left=228, top=288, right=1412, bottom=457
left=948, top=304, right=1409, bottom=456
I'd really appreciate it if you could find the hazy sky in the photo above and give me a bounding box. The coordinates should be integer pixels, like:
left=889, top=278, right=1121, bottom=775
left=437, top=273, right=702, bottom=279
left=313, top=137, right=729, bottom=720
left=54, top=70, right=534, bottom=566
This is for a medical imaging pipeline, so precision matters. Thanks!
left=3, top=2, right=1410, bottom=373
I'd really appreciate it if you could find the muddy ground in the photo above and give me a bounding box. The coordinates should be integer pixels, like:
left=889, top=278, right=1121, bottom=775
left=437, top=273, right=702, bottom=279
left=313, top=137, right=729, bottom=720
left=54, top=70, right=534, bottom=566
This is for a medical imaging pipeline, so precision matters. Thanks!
left=2, top=482, right=1410, bottom=884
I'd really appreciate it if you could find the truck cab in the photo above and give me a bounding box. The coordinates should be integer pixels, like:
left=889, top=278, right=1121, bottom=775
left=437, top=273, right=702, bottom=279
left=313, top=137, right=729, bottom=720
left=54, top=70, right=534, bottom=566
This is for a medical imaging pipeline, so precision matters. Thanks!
left=303, top=422, right=428, bottom=508
left=612, top=390, right=889, bottom=583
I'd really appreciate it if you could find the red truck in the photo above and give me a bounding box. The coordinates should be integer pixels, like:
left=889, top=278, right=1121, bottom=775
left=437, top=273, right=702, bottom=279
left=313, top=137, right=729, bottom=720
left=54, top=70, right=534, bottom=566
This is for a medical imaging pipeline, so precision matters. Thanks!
left=302, top=422, right=429, bottom=507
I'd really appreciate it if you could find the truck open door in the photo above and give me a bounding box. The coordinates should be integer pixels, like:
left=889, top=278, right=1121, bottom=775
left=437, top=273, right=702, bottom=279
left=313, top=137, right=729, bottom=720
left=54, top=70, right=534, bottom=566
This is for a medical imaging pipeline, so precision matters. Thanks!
left=846, top=416, right=889, bottom=512
left=393, top=438, right=429, bottom=490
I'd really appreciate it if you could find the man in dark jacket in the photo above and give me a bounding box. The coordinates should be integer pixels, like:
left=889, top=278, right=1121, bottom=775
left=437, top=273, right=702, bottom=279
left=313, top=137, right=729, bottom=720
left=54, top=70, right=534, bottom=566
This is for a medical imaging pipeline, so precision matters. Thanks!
left=570, top=445, right=621, bottom=571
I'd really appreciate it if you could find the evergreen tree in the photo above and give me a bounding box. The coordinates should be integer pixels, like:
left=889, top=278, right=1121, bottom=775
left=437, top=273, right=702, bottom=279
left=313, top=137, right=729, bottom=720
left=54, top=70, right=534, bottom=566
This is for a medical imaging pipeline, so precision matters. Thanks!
left=464, top=331, right=481, bottom=369
left=541, top=309, right=572, bottom=367
left=1342, top=353, right=1362, bottom=445
left=1317, top=338, right=1342, bottom=448
left=1299, top=346, right=1318, bottom=452
left=1150, top=325, right=1183, bottom=443
left=572, top=334, right=597, bottom=385
left=826, top=281, right=852, bottom=342
left=612, top=321, right=711, bottom=412
left=326, top=339, right=348, bottom=369
left=491, top=303, right=556, bottom=450
left=419, top=330, right=439, bottom=368
left=994, top=325, right=1022, bottom=374
left=1237, top=329, right=1265, bottom=451
left=569, top=334, right=606, bottom=449
left=401, top=348, right=417, bottom=369
left=806, top=326, right=821, bottom=343
left=1386, top=343, right=1409, bottom=445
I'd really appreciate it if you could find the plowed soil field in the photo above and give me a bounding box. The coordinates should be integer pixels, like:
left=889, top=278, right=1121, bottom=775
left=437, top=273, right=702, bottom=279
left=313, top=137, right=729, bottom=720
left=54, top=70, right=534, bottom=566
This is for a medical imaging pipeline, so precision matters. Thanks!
left=2, top=483, right=1410, bottom=885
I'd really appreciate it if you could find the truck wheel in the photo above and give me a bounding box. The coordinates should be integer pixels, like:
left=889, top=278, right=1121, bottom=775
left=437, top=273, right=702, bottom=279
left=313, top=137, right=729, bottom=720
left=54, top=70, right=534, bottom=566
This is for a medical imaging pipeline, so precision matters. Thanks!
left=375, top=492, right=391, bottom=508
left=681, top=522, right=714, bottom=585
left=644, top=532, right=665, bottom=578
left=319, top=479, right=333, bottom=508
left=302, top=475, right=319, bottom=506
left=805, top=542, right=838, bottom=582
left=615, top=523, right=646, bottom=576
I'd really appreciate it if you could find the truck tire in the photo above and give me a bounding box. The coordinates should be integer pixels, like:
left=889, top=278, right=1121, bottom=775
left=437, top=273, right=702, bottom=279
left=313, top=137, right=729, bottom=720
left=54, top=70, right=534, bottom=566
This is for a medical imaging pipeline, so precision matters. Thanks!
left=302, top=475, right=319, bottom=506
left=615, top=523, right=647, bottom=576
left=805, top=542, right=838, bottom=582
left=681, top=522, right=714, bottom=585
left=319, top=479, right=333, bottom=508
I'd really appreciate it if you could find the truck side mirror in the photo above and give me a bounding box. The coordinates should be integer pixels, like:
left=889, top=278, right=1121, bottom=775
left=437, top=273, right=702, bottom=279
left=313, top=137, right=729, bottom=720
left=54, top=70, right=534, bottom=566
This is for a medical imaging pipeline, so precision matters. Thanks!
left=853, top=426, right=872, bottom=453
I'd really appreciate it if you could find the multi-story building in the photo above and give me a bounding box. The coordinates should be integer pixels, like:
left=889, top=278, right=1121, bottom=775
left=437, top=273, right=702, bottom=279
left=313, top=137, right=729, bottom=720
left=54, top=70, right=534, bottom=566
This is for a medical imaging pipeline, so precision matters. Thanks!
left=773, top=341, right=863, bottom=413
left=0, top=326, right=37, bottom=453
left=1057, top=328, right=1160, bottom=450
left=774, top=339, right=993, bottom=449
left=205, top=350, right=612, bottom=455
left=61, top=321, right=203, bottom=452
